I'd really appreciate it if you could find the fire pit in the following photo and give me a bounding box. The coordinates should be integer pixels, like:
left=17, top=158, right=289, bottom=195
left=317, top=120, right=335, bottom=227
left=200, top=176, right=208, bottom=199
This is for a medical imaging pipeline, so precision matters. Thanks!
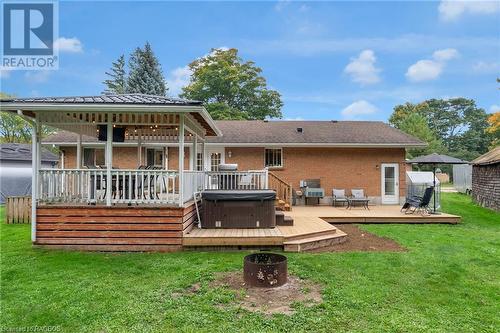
left=243, top=253, right=288, bottom=288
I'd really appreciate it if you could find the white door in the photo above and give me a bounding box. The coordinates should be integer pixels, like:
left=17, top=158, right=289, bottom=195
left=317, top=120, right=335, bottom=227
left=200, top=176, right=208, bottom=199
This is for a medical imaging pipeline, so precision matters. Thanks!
left=381, top=163, right=399, bottom=204
left=204, top=147, right=225, bottom=171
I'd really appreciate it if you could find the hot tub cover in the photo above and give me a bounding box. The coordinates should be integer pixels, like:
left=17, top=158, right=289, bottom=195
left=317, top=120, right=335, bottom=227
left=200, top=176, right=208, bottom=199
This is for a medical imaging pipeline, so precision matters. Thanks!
left=202, top=190, right=276, bottom=201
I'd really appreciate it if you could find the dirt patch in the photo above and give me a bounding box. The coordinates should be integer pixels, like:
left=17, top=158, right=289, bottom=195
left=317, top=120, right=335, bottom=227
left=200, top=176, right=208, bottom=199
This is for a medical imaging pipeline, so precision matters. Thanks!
left=208, top=271, right=322, bottom=315
left=308, top=224, right=406, bottom=252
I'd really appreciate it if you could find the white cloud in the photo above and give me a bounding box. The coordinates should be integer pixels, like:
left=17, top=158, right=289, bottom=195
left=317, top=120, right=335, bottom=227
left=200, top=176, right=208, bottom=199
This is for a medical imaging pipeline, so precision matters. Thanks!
left=283, top=116, right=305, bottom=121
left=490, top=104, right=500, bottom=113
left=406, top=60, right=443, bottom=82
left=432, top=48, right=459, bottom=61
left=25, top=70, right=51, bottom=83
left=0, top=70, right=11, bottom=79
left=473, top=61, right=500, bottom=73
left=341, top=100, right=378, bottom=119
left=54, top=37, right=83, bottom=53
left=344, top=49, right=381, bottom=85
left=274, top=0, right=290, bottom=12
left=439, top=0, right=500, bottom=21
left=166, top=66, right=192, bottom=97
left=406, top=48, right=458, bottom=82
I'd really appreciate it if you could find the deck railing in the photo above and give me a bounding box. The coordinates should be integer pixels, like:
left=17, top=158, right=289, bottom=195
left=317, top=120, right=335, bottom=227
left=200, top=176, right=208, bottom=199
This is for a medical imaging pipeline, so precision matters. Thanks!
left=38, top=169, right=269, bottom=206
left=39, top=169, right=179, bottom=205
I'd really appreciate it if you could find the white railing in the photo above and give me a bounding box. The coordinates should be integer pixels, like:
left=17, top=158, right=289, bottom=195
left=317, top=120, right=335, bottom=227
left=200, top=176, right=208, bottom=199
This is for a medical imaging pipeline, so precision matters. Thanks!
left=39, top=169, right=179, bottom=205
left=183, top=171, right=205, bottom=203
left=38, top=169, right=269, bottom=206
left=204, top=170, right=268, bottom=191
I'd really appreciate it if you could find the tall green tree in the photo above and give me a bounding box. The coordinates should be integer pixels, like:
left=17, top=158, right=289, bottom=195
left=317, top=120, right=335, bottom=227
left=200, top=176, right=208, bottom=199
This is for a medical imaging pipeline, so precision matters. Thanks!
left=397, top=113, right=445, bottom=159
left=0, top=92, right=54, bottom=143
left=126, top=42, right=167, bottom=95
left=390, top=98, right=491, bottom=160
left=102, top=55, right=126, bottom=94
left=181, top=48, right=283, bottom=120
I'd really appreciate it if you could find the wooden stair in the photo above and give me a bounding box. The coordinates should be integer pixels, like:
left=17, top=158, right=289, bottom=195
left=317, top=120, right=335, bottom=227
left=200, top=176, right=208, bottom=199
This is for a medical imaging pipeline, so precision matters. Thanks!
left=269, top=172, right=292, bottom=211
left=281, top=222, right=347, bottom=252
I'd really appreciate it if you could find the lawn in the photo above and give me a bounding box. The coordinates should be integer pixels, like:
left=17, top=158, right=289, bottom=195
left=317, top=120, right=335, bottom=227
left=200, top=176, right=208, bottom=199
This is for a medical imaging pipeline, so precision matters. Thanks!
left=1, top=193, right=499, bottom=332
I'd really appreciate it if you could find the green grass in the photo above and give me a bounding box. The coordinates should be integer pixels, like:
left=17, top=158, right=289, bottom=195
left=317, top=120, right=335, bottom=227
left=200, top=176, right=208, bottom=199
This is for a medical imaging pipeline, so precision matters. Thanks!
left=1, top=193, right=499, bottom=332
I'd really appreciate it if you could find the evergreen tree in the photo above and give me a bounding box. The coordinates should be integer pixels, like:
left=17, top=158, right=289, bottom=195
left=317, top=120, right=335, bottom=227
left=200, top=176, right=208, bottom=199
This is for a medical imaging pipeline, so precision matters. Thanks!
left=102, top=55, right=126, bottom=94
left=126, top=42, right=167, bottom=95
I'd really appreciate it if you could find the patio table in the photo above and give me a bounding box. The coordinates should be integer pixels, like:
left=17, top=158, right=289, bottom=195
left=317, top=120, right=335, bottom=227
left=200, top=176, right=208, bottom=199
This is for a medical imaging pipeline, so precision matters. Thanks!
left=346, top=197, right=370, bottom=210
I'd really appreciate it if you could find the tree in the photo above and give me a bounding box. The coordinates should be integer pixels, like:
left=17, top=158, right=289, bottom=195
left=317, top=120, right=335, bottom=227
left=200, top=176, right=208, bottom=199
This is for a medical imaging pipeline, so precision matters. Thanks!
left=486, top=112, right=500, bottom=148
left=102, top=55, right=126, bottom=94
left=390, top=98, right=492, bottom=160
left=0, top=92, right=54, bottom=143
left=181, top=48, right=283, bottom=120
left=126, top=42, right=167, bottom=95
left=397, top=113, right=445, bottom=159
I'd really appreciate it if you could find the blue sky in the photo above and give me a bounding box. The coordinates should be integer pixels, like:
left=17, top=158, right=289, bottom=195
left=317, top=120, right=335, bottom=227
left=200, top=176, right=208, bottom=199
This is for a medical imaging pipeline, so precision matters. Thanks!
left=1, top=0, right=499, bottom=121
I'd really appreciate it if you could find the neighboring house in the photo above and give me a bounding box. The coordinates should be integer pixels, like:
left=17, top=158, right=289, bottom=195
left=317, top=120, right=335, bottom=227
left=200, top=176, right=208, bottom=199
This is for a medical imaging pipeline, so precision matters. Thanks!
left=471, top=147, right=500, bottom=211
left=0, top=143, right=59, bottom=203
left=44, top=120, right=424, bottom=205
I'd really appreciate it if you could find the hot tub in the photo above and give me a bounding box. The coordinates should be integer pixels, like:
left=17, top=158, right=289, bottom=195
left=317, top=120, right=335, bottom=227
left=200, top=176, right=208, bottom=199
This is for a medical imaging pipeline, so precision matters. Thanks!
left=201, top=190, right=276, bottom=228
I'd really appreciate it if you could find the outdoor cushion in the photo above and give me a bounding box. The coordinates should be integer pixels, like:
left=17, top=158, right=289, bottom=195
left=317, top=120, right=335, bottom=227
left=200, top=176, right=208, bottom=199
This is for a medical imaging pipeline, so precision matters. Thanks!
left=351, top=189, right=365, bottom=199
left=333, top=189, right=346, bottom=198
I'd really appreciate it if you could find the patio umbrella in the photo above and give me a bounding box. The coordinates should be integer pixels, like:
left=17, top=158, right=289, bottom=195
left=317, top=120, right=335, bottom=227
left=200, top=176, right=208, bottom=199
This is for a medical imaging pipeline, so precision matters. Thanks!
left=407, top=153, right=469, bottom=214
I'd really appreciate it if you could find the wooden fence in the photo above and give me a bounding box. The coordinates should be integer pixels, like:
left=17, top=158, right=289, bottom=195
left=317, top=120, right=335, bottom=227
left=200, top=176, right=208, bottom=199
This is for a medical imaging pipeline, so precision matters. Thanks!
left=6, top=196, right=31, bottom=224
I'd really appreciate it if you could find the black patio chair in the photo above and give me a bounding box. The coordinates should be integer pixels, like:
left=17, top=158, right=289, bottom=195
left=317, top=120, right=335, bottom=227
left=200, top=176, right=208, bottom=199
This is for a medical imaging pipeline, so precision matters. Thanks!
left=401, top=186, right=434, bottom=216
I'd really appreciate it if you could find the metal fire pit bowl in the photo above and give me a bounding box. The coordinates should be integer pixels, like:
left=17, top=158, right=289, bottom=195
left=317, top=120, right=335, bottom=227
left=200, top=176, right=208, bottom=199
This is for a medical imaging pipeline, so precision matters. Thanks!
left=243, top=253, right=288, bottom=288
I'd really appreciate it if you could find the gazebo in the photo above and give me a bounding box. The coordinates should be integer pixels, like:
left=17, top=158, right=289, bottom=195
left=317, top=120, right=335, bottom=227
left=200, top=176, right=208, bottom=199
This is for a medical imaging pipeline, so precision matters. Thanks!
left=0, top=94, right=263, bottom=250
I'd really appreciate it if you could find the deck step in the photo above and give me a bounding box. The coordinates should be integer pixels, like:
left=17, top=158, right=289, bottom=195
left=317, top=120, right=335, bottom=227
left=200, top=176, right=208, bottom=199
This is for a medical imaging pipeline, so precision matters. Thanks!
left=284, top=228, right=338, bottom=242
left=275, top=211, right=284, bottom=225
left=283, top=230, right=347, bottom=252
left=279, top=215, right=294, bottom=226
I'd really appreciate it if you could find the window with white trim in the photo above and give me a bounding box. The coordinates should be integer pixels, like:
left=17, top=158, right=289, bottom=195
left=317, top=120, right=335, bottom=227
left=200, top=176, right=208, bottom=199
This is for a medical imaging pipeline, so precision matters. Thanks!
left=265, top=148, right=283, bottom=168
left=146, top=148, right=164, bottom=167
left=196, top=152, right=203, bottom=171
left=83, top=148, right=105, bottom=168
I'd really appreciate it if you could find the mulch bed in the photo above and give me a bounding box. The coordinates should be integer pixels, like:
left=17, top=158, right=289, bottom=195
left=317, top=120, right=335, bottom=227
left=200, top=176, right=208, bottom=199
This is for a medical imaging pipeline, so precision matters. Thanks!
left=307, top=224, right=406, bottom=253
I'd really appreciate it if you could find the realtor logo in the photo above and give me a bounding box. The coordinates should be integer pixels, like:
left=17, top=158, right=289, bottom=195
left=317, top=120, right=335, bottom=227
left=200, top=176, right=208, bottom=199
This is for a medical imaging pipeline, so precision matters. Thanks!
left=1, top=1, right=58, bottom=70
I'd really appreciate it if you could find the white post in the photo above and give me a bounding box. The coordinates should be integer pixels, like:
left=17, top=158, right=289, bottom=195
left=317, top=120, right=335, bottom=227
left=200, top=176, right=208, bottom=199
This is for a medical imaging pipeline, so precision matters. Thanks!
left=31, top=118, right=39, bottom=243
left=202, top=141, right=207, bottom=171
left=137, top=132, right=142, bottom=168
left=106, top=115, right=113, bottom=206
left=192, top=135, right=198, bottom=171
left=178, top=115, right=185, bottom=206
left=264, top=167, right=269, bottom=189
left=76, top=133, right=82, bottom=169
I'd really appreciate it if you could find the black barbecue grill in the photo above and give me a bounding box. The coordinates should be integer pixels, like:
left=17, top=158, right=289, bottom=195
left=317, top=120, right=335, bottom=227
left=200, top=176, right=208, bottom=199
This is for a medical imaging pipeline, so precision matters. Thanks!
left=300, top=179, right=325, bottom=205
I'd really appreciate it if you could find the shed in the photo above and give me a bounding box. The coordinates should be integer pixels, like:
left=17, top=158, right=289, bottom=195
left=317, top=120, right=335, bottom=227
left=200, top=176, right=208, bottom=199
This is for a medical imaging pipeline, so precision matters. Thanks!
left=0, top=143, right=59, bottom=203
left=453, top=164, right=472, bottom=194
left=471, top=147, right=500, bottom=211
left=406, top=171, right=441, bottom=210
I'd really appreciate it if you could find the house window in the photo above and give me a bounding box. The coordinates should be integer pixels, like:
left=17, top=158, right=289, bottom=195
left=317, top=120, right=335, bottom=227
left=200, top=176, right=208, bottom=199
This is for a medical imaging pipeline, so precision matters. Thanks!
left=83, top=148, right=105, bottom=168
left=196, top=152, right=203, bottom=171
left=146, top=148, right=164, bottom=167
left=265, top=148, right=283, bottom=168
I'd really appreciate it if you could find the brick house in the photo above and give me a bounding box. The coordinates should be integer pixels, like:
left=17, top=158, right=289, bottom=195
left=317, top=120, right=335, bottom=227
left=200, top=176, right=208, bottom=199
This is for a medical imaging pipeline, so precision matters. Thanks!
left=45, top=119, right=424, bottom=205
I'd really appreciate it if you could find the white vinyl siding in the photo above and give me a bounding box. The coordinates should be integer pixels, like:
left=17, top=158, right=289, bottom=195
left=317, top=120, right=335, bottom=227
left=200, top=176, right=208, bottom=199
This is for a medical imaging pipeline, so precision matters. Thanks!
left=265, top=148, right=283, bottom=168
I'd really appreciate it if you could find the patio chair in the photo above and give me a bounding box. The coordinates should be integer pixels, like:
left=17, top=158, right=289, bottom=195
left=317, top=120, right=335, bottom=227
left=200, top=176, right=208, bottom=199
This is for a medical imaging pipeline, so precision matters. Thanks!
left=332, top=188, right=348, bottom=207
left=351, top=189, right=367, bottom=199
left=401, top=186, right=434, bottom=216
left=347, top=188, right=370, bottom=209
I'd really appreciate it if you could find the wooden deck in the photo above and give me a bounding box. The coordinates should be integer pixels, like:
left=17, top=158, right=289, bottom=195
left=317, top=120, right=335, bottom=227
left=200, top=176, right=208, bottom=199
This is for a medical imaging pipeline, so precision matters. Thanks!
left=183, top=216, right=347, bottom=251
left=288, top=205, right=461, bottom=224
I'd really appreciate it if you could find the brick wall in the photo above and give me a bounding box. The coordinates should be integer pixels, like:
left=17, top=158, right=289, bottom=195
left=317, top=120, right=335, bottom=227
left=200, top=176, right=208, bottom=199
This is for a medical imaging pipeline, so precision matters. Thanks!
left=61, top=145, right=407, bottom=201
left=472, top=163, right=500, bottom=211
left=225, top=147, right=407, bottom=199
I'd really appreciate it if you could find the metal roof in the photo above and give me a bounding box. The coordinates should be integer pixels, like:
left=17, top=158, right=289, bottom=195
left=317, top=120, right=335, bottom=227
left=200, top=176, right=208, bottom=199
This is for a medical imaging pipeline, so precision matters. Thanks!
left=407, top=153, right=468, bottom=165
left=0, top=93, right=202, bottom=106
left=0, top=143, right=59, bottom=162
